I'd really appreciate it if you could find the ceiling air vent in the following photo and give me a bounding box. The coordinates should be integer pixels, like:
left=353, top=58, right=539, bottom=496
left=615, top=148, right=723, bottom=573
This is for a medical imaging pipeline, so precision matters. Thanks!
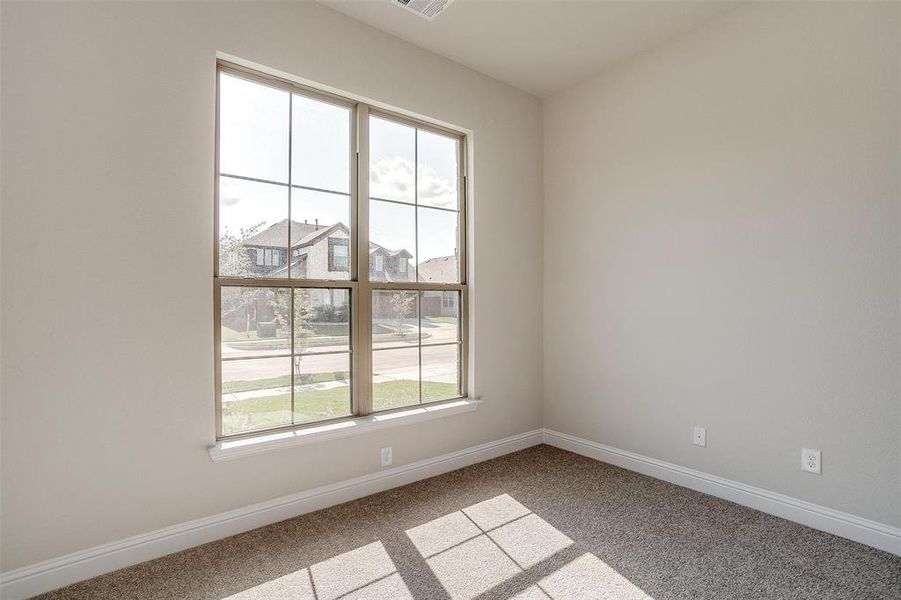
left=392, top=0, right=455, bottom=21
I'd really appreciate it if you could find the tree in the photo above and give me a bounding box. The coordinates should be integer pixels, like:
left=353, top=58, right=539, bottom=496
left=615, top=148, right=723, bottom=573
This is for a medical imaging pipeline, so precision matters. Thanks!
left=219, top=222, right=264, bottom=278
left=273, top=290, right=313, bottom=353
left=219, top=223, right=265, bottom=337
left=390, top=292, right=415, bottom=337
left=273, top=289, right=315, bottom=383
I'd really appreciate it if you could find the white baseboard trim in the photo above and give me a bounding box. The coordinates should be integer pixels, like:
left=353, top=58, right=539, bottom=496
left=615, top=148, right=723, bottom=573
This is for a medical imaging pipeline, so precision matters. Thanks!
left=542, top=428, right=901, bottom=556
left=0, top=429, right=543, bottom=600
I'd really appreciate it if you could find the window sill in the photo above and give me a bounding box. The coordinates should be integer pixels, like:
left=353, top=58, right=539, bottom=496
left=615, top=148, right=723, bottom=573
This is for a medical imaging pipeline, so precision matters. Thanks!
left=209, top=398, right=481, bottom=462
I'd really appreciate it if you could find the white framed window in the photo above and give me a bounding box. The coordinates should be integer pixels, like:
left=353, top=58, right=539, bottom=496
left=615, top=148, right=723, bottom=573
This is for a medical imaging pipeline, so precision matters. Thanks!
left=329, top=238, right=349, bottom=271
left=214, top=61, right=468, bottom=441
left=334, top=246, right=348, bottom=269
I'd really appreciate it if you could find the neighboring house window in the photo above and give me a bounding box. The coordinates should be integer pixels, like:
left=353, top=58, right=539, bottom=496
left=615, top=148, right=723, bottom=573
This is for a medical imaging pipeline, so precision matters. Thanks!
left=329, top=238, right=349, bottom=271
left=215, top=62, right=467, bottom=440
left=256, top=248, right=280, bottom=267
left=267, top=249, right=279, bottom=266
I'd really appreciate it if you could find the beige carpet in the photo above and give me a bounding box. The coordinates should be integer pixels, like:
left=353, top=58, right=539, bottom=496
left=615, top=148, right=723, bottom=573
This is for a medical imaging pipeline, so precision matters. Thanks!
left=36, top=445, right=901, bottom=599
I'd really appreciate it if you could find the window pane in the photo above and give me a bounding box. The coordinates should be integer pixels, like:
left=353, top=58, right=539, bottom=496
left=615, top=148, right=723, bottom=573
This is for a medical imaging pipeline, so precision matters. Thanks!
left=220, top=287, right=291, bottom=358
left=329, top=238, right=350, bottom=272
left=292, top=95, right=350, bottom=193
left=422, top=345, right=461, bottom=402
left=373, top=348, right=420, bottom=411
left=417, top=130, right=459, bottom=209
left=216, top=68, right=468, bottom=436
left=219, top=73, right=289, bottom=183
left=294, top=352, right=351, bottom=424
left=221, top=357, right=293, bottom=435
left=370, top=200, right=416, bottom=282
left=370, top=116, right=415, bottom=204
left=372, top=290, right=419, bottom=349
left=421, top=291, right=460, bottom=345
left=290, top=188, right=351, bottom=280
left=218, top=177, right=288, bottom=278
left=295, top=288, right=350, bottom=353
left=417, top=207, right=458, bottom=283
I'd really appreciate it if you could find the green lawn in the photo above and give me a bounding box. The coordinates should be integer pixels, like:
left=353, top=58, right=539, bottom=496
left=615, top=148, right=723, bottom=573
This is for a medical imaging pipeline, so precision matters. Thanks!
left=222, top=380, right=460, bottom=435
left=222, top=371, right=345, bottom=394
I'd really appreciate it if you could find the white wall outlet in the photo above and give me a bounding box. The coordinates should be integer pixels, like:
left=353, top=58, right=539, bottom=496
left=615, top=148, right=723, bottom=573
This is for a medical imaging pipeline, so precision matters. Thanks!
left=693, top=426, right=707, bottom=447
left=801, top=448, right=821, bottom=474
left=380, top=446, right=393, bottom=467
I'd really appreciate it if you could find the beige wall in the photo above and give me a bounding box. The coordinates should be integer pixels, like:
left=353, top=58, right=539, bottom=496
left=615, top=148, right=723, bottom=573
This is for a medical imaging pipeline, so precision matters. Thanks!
left=4, top=0, right=899, bottom=578
left=544, top=2, right=900, bottom=527
left=0, top=1, right=543, bottom=570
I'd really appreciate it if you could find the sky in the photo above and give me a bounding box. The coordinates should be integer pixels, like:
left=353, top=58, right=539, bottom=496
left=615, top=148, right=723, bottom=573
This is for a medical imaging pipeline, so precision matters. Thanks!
left=218, top=73, right=459, bottom=268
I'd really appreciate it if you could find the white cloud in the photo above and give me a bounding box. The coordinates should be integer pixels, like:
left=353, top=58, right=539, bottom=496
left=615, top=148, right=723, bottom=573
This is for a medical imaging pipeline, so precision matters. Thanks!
left=370, top=156, right=414, bottom=203
left=219, top=178, right=241, bottom=206
left=418, top=164, right=457, bottom=209
left=370, top=156, right=456, bottom=209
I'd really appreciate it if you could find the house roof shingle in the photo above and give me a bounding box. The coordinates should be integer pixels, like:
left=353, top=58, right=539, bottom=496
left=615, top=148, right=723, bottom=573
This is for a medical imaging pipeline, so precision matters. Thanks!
left=246, top=219, right=417, bottom=260
left=369, top=243, right=412, bottom=258
left=244, top=220, right=320, bottom=248
left=244, top=220, right=354, bottom=250
left=417, top=256, right=458, bottom=282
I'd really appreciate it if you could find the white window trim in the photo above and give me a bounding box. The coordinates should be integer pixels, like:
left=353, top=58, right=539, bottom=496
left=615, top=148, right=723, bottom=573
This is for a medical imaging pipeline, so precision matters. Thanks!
left=209, top=398, right=480, bottom=461
left=214, top=60, right=470, bottom=448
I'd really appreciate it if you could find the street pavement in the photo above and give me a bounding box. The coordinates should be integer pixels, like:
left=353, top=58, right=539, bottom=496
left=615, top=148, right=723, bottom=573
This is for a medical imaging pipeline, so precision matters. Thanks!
left=221, top=319, right=460, bottom=397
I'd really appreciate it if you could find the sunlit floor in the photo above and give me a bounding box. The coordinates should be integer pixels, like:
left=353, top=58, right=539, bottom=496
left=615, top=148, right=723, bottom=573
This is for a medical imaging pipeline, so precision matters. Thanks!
left=36, top=446, right=900, bottom=599
left=223, top=493, right=646, bottom=600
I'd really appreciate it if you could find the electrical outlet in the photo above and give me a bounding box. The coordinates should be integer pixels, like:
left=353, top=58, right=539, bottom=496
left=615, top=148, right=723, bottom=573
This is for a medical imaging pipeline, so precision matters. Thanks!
left=801, top=448, right=821, bottom=474
left=693, top=426, right=707, bottom=447
left=380, top=446, right=392, bottom=467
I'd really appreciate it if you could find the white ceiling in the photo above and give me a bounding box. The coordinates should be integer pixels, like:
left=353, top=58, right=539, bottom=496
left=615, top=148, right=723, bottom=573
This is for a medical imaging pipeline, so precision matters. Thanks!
left=318, top=0, right=743, bottom=98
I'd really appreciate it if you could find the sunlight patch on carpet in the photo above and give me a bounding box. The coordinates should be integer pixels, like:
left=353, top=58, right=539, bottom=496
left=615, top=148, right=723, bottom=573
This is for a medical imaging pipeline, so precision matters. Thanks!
left=406, top=493, right=577, bottom=599
left=224, top=540, right=413, bottom=600
left=406, top=493, right=652, bottom=600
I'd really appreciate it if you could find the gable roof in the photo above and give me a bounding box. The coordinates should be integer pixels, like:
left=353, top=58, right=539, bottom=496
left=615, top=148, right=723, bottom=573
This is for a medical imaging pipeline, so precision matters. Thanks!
left=417, top=256, right=458, bottom=282
left=296, top=222, right=348, bottom=248
left=369, top=242, right=412, bottom=258
left=243, top=220, right=318, bottom=248
left=244, top=220, right=349, bottom=249
left=245, top=219, right=413, bottom=264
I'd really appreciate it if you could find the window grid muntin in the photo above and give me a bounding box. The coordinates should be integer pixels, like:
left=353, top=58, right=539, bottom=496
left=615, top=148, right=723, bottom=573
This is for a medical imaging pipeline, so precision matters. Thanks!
left=367, top=115, right=462, bottom=285
left=217, top=282, right=354, bottom=437
left=215, top=61, right=467, bottom=441
left=370, top=289, right=463, bottom=409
